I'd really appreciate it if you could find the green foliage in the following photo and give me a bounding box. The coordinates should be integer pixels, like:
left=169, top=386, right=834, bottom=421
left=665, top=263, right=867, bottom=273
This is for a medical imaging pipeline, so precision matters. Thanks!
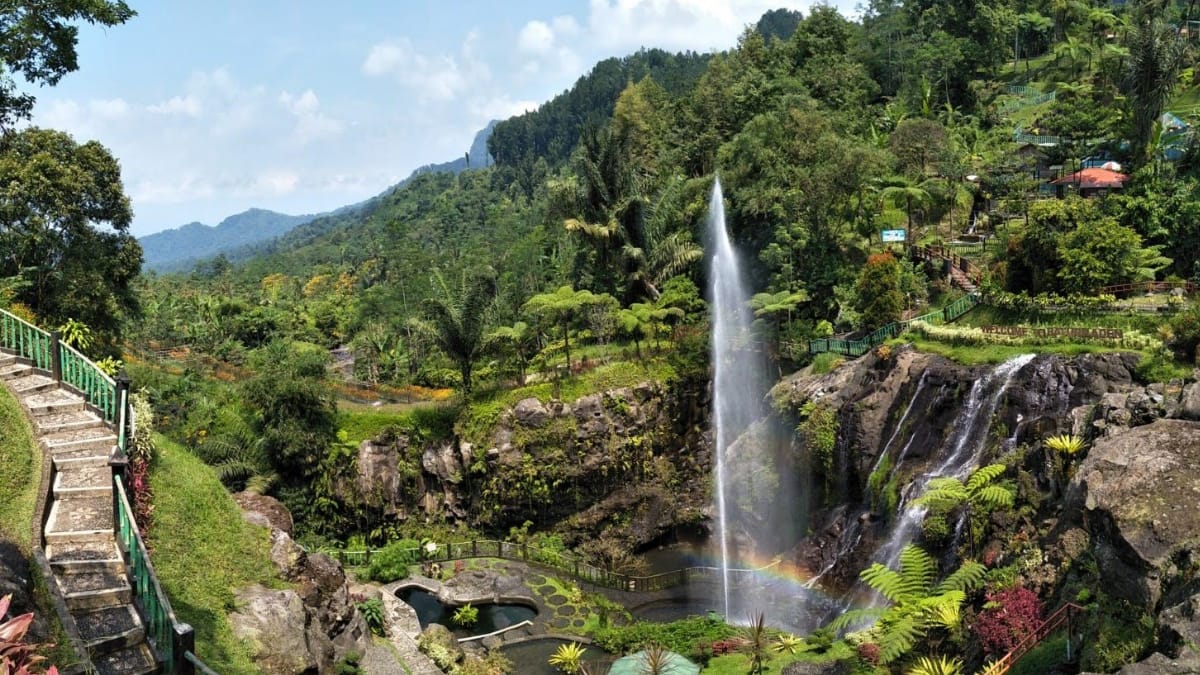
left=356, top=598, right=385, bottom=637
left=855, top=253, right=904, bottom=332
left=912, top=464, right=1015, bottom=512
left=907, top=655, right=964, bottom=675
left=589, top=615, right=737, bottom=660
left=798, top=401, right=838, bottom=497
left=1044, top=434, right=1085, bottom=455
left=0, top=385, right=38, bottom=548
left=0, top=128, right=140, bottom=353
left=147, top=435, right=280, bottom=674
left=452, top=603, right=479, bottom=628
left=1082, top=596, right=1156, bottom=672
left=548, top=642, right=588, bottom=674
left=365, top=539, right=422, bottom=583
left=831, top=545, right=984, bottom=664
left=418, top=270, right=499, bottom=393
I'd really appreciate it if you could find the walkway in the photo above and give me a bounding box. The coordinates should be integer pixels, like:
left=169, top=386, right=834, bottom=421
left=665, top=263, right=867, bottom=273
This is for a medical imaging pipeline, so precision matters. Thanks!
left=0, top=352, right=157, bottom=675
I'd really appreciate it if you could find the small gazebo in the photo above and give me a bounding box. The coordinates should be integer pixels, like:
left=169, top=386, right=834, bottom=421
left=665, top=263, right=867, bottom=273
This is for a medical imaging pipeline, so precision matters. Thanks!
left=1050, top=167, right=1129, bottom=198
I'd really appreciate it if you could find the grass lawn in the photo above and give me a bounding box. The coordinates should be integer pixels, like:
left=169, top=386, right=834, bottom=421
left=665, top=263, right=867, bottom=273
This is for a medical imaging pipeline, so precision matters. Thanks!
left=0, top=384, right=38, bottom=548
left=147, top=434, right=283, bottom=674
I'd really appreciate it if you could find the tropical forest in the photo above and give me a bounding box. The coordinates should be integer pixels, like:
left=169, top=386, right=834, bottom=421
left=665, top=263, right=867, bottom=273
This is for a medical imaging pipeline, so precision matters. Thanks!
left=5, top=1, right=1200, bottom=674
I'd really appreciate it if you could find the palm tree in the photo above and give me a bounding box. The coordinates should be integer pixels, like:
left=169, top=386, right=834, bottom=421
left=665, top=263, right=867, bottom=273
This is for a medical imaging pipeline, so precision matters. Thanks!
left=419, top=269, right=497, bottom=393
left=879, top=179, right=932, bottom=233
left=1124, top=15, right=1184, bottom=167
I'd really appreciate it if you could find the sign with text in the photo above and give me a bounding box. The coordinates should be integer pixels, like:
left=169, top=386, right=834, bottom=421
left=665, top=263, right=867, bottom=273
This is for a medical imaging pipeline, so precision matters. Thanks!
left=982, top=326, right=1123, bottom=339
left=881, top=229, right=906, bottom=243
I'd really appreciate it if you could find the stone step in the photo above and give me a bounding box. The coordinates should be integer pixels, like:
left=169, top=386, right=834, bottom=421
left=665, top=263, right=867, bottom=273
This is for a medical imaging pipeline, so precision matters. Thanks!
left=46, top=541, right=125, bottom=575
left=56, top=567, right=131, bottom=611
left=0, top=362, right=32, bottom=380
left=23, top=388, right=87, bottom=415
left=92, top=642, right=159, bottom=675
left=42, top=427, right=118, bottom=454
left=75, top=604, right=145, bottom=652
left=45, top=496, right=114, bottom=545
left=34, top=409, right=106, bottom=434
left=7, top=373, right=58, bottom=394
left=51, top=448, right=112, bottom=469
left=0, top=352, right=15, bottom=366
left=54, top=464, right=114, bottom=499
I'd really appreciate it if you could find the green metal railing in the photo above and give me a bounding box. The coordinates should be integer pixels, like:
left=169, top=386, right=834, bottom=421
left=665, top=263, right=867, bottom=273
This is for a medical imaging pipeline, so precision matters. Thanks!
left=1, top=310, right=53, bottom=370
left=808, top=293, right=980, bottom=357
left=0, top=308, right=121, bottom=428
left=115, top=474, right=199, bottom=673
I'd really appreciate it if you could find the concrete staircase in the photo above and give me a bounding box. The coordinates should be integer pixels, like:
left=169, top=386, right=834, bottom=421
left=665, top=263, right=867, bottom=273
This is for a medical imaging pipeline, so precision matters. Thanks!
left=949, top=265, right=978, bottom=293
left=0, top=353, right=159, bottom=675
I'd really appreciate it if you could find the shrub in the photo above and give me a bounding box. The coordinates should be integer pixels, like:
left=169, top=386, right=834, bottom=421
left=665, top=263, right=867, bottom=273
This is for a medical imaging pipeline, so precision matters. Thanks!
left=452, top=603, right=479, bottom=628
left=365, top=539, right=421, bottom=583
left=0, top=594, right=58, bottom=675
left=356, top=598, right=385, bottom=636
left=973, top=586, right=1043, bottom=656
left=547, top=642, right=587, bottom=674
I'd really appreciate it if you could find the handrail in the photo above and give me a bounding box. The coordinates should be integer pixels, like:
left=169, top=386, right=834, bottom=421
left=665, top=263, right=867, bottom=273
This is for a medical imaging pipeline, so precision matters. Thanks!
left=325, top=539, right=780, bottom=593
left=1098, top=280, right=1198, bottom=296
left=184, top=650, right=219, bottom=675
left=983, top=603, right=1086, bottom=674
left=457, top=619, right=535, bottom=643
left=0, top=308, right=122, bottom=432
left=115, top=474, right=201, bottom=674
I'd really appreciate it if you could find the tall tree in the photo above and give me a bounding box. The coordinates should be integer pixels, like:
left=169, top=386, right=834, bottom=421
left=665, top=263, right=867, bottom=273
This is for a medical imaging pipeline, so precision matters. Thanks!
left=0, top=1, right=135, bottom=126
left=419, top=270, right=498, bottom=393
left=0, top=127, right=140, bottom=351
left=1124, top=11, right=1183, bottom=167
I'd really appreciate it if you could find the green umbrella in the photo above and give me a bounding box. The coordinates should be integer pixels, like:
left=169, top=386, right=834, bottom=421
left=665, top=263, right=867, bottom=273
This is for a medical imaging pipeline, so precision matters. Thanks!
left=606, top=649, right=700, bottom=675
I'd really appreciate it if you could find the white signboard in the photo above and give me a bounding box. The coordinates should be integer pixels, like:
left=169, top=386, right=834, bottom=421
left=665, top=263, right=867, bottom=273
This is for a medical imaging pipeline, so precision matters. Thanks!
left=881, top=229, right=906, bottom=243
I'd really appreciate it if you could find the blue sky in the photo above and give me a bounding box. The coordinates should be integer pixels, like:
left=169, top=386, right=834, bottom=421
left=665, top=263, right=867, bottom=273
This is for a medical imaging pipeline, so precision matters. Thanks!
left=31, top=1, right=854, bottom=236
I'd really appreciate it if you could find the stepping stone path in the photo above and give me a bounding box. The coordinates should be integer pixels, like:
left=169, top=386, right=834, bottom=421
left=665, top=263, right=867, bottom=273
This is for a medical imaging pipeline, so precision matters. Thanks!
left=1, top=352, right=158, bottom=674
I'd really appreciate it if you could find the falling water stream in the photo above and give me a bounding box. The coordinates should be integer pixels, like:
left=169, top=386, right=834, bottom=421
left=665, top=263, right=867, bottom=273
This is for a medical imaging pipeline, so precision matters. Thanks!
left=859, top=354, right=1034, bottom=608
left=708, top=177, right=768, bottom=619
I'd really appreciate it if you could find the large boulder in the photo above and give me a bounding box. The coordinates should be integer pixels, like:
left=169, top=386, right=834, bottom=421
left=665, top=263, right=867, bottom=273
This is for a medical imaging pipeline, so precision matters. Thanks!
left=233, top=492, right=294, bottom=535
left=294, top=551, right=371, bottom=666
left=1071, top=419, right=1200, bottom=610
left=230, top=586, right=317, bottom=675
left=355, top=439, right=401, bottom=511
left=513, top=397, right=550, bottom=428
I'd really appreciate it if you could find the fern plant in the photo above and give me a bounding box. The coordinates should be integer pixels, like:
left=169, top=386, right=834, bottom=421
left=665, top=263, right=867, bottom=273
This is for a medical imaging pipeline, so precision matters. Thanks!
left=912, top=464, right=1014, bottom=511
left=830, top=545, right=985, bottom=664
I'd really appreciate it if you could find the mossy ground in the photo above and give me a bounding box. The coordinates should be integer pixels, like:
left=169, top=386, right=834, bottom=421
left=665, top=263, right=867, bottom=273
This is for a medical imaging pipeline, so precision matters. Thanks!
left=147, top=434, right=283, bottom=674
left=0, top=383, right=38, bottom=547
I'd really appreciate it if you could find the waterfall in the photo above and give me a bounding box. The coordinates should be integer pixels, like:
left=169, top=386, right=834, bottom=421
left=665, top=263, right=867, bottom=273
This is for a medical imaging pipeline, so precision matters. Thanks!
left=860, top=354, right=1034, bottom=605
left=708, top=177, right=769, bottom=619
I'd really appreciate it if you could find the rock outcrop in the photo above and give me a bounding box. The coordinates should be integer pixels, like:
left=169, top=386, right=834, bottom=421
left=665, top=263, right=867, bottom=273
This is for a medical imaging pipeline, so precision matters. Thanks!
left=233, top=501, right=369, bottom=673
left=1070, top=419, right=1200, bottom=611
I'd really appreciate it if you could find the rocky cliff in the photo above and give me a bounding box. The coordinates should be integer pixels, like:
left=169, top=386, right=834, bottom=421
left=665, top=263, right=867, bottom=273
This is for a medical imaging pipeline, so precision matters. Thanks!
left=344, top=378, right=712, bottom=556
left=776, top=346, right=1200, bottom=671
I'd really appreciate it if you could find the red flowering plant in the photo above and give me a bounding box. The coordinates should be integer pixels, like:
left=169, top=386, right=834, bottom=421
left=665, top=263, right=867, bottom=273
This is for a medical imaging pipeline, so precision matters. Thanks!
left=973, top=586, right=1044, bottom=656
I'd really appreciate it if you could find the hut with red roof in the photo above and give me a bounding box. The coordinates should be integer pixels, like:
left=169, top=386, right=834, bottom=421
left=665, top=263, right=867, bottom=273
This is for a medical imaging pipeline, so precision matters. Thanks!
left=1050, top=167, right=1130, bottom=198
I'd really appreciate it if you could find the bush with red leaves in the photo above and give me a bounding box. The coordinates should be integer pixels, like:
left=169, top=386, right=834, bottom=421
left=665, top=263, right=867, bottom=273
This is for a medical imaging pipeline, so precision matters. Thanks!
left=973, top=586, right=1044, bottom=655
left=857, top=641, right=880, bottom=665
left=710, top=638, right=746, bottom=655
left=129, top=457, right=153, bottom=535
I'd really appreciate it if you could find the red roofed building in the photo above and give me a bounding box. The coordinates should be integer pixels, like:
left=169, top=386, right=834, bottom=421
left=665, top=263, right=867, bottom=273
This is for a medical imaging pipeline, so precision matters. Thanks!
left=1050, top=167, right=1130, bottom=198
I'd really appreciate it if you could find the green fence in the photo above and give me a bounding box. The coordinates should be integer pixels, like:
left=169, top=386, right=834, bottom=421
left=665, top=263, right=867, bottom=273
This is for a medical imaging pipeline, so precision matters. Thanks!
left=808, top=293, right=980, bottom=357
left=116, top=475, right=200, bottom=674
left=0, top=308, right=120, bottom=427
left=326, top=539, right=774, bottom=594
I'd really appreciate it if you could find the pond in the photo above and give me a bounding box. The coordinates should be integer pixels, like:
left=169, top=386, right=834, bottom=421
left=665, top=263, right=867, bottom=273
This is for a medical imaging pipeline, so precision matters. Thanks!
left=499, top=638, right=615, bottom=675
left=397, top=587, right=537, bottom=635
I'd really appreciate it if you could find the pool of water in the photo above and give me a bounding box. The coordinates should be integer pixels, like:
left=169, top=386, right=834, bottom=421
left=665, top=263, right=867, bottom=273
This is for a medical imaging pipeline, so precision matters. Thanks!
left=397, top=588, right=537, bottom=635
left=499, top=639, right=614, bottom=675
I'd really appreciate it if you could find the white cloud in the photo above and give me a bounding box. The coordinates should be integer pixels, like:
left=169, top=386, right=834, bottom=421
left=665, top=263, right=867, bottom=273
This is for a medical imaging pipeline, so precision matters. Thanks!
left=148, top=94, right=202, bottom=117
left=361, top=33, right=490, bottom=103
left=254, top=169, right=300, bottom=195
left=89, top=98, right=130, bottom=120
left=279, top=89, right=343, bottom=144
left=518, top=21, right=555, bottom=54
left=470, top=96, right=540, bottom=121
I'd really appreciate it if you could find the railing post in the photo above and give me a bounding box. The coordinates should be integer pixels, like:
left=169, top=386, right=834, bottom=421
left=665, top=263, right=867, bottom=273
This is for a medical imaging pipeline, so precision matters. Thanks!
left=117, top=370, right=131, bottom=456
left=49, top=331, right=62, bottom=382
left=175, top=622, right=196, bottom=674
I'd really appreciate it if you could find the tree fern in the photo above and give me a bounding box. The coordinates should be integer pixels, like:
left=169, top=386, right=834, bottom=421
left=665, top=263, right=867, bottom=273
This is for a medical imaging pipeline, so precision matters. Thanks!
left=912, top=477, right=969, bottom=509
left=966, top=464, right=1007, bottom=493
left=861, top=563, right=908, bottom=604
left=897, top=544, right=937, bottom=599
left=974, top=484, right=1015, bottom=509
left=934, top=560, right=986, bottom=594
